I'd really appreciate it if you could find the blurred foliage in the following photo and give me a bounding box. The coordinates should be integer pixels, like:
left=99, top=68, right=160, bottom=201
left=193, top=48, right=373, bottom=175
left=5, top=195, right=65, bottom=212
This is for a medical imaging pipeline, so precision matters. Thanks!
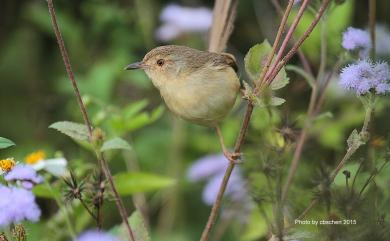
left=0, top=0, right=390, bottom=241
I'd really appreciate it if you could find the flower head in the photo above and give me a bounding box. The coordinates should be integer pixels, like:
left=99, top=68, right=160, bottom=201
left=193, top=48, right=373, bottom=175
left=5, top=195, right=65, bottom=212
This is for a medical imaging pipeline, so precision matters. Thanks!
left=187, top=154, right=251, bottom=205
left=339, top=59, right=390, bottom=95
left=4, top=165, right=43, bottom=189
left=187, top=154, right=229, bottom=182
left=25, top=150, right=45, bottom=165
left=74, top=230, right=120, bottom=241
left=342, top=27, right=371, bottom=52
left=0, top=185, right=41, bottom=227
left=0, top=158, right=16, bottom=174
left=156, top=4, right=212, bottom=41
left=25, top=151, right=67, bottom=177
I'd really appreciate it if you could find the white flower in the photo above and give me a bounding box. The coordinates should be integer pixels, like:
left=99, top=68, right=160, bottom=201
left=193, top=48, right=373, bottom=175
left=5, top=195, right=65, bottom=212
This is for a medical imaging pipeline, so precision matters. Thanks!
left=156, top=4, right=213, bottom=41
left=31, top=158, right=68, bottom=177
left=25, top=150, right=67, bottom=177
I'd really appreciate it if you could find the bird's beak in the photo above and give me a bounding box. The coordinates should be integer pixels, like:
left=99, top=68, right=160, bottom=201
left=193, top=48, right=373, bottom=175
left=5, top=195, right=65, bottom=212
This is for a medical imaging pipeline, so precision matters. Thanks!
left=124, top=62, right=144, bottom=70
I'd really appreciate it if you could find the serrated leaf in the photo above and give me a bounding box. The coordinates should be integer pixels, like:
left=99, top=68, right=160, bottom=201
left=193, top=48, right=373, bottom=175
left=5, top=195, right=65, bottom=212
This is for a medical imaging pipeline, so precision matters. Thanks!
left=110, top=210, right=151, bottom=241
left=129, top=211, right=151, bottom=241
left=270, top=69, right=289, bottom=90
left=245, top=40, right=289, bottom=89
left=254, top=96, right=285, bottom=107
left=244, top=40, right=272, bottom=81
left=270, top=96, right=286, bottom=106
left=0, top=137, right=15, bottom=149
left=49, top=121, right=89, bottom=141
left=101, top=137, right=131, bottom=152
left=114, top=172, right=176, bottom=196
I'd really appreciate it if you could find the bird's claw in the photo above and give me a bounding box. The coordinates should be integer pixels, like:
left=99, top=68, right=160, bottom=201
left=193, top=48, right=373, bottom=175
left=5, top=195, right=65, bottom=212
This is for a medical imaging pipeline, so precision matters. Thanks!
left=223, top=151, right=242, bottom=164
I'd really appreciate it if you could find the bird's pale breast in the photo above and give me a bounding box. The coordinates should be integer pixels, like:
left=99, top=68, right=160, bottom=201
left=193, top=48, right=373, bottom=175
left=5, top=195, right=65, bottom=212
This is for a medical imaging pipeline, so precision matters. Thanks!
left=159, top=67, right=240, bottom=126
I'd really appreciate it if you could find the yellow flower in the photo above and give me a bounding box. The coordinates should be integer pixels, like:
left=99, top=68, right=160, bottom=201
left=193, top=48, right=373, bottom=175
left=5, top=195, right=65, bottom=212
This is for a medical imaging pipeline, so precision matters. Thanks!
left=0, top=158, right=16, bottom=173
left=25, top=150, right=46, bottom=165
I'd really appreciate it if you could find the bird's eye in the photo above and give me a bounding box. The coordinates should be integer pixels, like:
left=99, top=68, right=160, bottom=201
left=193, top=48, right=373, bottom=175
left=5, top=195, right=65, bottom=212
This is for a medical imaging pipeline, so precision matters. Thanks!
left=157, top=59, right=165, bottom=67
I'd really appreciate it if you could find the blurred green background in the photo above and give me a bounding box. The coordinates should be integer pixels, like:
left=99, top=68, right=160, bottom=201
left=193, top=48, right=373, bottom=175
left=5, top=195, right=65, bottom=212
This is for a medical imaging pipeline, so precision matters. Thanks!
left=0, top=0, right=389, bottom=241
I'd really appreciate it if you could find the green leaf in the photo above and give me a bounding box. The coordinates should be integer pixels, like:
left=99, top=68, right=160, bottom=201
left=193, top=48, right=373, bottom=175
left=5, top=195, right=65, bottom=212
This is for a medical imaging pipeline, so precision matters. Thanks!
left=49, top=121, right=89, bottom=141
left=244, top=40, right=289, bottom=89
left=270, top=68, right=289, bottom=90
left=32, top=184, right=60, bottom=199
left=0, top=137, right=15, bottom=149
left=110, top=210, right=151, bottom=241
left=244, top=40, right=272, bottom=81
left=114, top=172, right=175, bottom=196
left=101, top=137, right=132, bottom=152
left=254, top=95, right=286, bottom=107
left=129, top=210, right=151, bottom=241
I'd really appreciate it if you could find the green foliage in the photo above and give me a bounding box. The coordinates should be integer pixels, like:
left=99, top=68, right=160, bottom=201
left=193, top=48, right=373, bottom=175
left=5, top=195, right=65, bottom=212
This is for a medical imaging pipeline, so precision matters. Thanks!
left=244, top=40, right=289, bottom=90
left=0, top=137, right=15, bottom=149
left=33, top=184, right=61, bottom=199
left=114, top=172, right=176, bottom=196
left=101, top=137, right=132, bottom=152
left=111, top=210, right=151, bottom=241
left=129, top=211, right=151, bottom=241
left=49, top=121, right=89, bottom=141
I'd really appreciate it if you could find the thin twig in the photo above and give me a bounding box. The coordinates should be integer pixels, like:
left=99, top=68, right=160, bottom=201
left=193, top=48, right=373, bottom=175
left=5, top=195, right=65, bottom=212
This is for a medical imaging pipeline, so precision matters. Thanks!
left=281, top=11, right=330, bottom=203
left=265, top=0, right=311, bottom=83
left=369, top=0, right=376, bottom=59
left=79, top=197, right=97, bottom=220
left=359, top=160, right=389, bottom=197
left=266, top=0, right=331, bottom=86
left=292, top=107, right=374, bottom=224
left=46, top=1, right=136, bottom=240
left=270, top=0, right=314, bottom=76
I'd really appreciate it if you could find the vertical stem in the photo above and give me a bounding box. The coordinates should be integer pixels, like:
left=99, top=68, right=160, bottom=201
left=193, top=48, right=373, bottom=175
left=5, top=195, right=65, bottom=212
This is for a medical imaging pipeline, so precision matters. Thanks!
left=46, top=0, right=92, bottom=137
left=369, top=0, right=376, bottom=59
left=45, top=180, right=77, bottom=239
left=46, top=1, right=136, bottom=240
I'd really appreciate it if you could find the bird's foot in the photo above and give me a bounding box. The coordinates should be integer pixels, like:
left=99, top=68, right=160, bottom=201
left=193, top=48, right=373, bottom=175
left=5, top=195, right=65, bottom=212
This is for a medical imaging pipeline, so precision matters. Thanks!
left=223, top=150, right=242, bottom=164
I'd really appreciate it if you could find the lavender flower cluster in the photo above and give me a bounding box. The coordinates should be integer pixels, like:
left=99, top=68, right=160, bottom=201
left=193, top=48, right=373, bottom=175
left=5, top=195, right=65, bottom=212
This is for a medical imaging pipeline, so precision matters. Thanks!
left=187, top=154, right=248, bottom=205
left=0, top=164, right=42, bottom=227
left=74, top=230, right=120, bottom=241
left=339, top=27, right=390, bottom=95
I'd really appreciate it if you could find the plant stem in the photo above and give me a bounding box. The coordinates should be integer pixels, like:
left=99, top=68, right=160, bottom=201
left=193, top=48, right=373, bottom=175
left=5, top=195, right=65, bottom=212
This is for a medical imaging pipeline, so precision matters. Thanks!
left=46, top=1, right=135, bottom=240
left=266, top=0, right=331, bottom=86
left=291, top=107, right=374, bottom=224
left=79, top=197, right=97, bottom=220
left=45, top=180, right=76, bottom=239
left=359, top=160, right=389, bottom=197
left=369, top=0, right=376, bottom=59
left=281, top=9, right=329, bottom=203
left=265, top=0, right=310, bottom=82
left=199, top=0, right=333, bottom=240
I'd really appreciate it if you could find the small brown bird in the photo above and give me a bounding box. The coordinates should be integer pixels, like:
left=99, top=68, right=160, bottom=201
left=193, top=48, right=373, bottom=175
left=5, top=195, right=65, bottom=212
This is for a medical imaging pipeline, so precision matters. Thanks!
left=125, top=45, right=241, bottom=161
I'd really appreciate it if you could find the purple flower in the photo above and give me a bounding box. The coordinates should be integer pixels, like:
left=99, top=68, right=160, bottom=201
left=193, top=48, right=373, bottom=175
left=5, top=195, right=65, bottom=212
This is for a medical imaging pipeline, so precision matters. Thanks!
left=375, top=24, right=390, bottom=55
left=0, top=184, right=41, bottom=227
left=156, top=4, right=212, bottom=41
left=342, top=27, right=372, bottom=52
left=202, top=170, right=247, bottom=205
left=5, top=165, right=43, bottom=189
left=187, top=154, right=228, bottom=182
left=187, top=154, right=250, bottom=205
left=339, top=59, right=390, bottom=95
left=74, top=230, right=120, bottom=241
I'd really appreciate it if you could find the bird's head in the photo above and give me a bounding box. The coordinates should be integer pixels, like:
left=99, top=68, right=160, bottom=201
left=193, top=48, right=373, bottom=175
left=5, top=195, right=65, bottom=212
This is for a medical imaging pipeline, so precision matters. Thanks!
left=125, top=45, right=193, bottom=89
